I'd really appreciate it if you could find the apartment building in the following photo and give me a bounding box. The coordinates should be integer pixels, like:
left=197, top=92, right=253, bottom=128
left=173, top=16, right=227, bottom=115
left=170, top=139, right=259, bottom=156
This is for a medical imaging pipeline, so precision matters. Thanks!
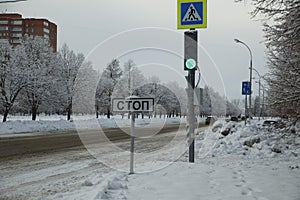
left=0, top=13, right=57, bottom=51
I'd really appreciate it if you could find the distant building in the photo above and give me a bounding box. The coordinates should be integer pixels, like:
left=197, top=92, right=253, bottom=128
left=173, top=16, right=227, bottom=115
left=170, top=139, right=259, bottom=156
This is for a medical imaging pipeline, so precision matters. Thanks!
left=0, top=13, right=57, bottom=51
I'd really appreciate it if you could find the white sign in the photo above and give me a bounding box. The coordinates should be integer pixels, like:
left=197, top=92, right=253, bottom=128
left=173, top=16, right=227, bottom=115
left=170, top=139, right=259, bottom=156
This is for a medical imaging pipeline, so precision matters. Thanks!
left=112, top=98, right=154, bottom=112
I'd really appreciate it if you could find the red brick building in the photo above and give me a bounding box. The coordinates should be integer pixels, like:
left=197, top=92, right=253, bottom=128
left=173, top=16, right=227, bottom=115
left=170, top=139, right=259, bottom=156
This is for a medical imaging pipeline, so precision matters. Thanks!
left=0, top=13, right=57, bottom=51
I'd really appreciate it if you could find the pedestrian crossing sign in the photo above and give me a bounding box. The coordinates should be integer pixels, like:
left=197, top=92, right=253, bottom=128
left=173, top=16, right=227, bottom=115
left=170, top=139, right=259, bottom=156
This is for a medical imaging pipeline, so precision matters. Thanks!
left=177, top=0, right=207, bottom=29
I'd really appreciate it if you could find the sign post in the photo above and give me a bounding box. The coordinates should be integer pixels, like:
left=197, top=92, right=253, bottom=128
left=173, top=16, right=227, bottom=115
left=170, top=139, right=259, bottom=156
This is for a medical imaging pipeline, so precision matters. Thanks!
left=130, top=110, right=135, bottom=174
left=185, top=31, right=197, bottom=163
left=242, top=81, right=251, bottom=125
left=178, top=0, right=207, bottom=163
left=112, top=97, right=154, bottom=174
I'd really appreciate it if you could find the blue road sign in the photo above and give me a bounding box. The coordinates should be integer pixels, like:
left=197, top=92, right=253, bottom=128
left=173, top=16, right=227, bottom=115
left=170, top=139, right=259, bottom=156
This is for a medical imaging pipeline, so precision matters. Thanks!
left=177, top=0, right=207, bottom=29
left=242, top=81, right=251, bottom=95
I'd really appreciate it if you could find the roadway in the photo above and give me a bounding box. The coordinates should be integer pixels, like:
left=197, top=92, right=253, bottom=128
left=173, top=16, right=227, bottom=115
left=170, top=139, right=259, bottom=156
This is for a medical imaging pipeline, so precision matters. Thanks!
left=0, top=123, right=207, bottom=158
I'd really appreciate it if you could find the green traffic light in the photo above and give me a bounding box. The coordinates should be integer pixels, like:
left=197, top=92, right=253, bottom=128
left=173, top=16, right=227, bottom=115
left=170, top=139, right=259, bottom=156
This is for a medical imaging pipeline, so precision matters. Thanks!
left=185, top=58, right=196, bottom=69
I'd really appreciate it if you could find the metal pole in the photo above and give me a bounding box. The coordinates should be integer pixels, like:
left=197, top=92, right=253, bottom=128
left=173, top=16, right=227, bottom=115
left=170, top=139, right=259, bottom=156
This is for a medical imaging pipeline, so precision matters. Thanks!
left=258, top=79, right=261, bottom=120
left=252, top=67, right=262, bottom=120
left=188, top=70, right=195, bottom=163
left=262, top=87, right=265, bottom=119
left=249, top=58, right=253, bottom=118
left=234, top=39, right=253, bottom=118
left=185, top=30, right=197, bottom=163
left=245, top=94, right=247, bottom=125
left=130, top=112, right=135, bottom=174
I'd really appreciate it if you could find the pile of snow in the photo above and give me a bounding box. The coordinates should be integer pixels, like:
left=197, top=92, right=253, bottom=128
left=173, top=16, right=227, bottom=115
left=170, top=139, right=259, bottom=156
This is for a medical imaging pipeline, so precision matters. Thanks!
left=0, top=119, right=78, bottom=136
left=197, top=119, right=300, bottom=158
left=51, top=172, right=128, bottom=200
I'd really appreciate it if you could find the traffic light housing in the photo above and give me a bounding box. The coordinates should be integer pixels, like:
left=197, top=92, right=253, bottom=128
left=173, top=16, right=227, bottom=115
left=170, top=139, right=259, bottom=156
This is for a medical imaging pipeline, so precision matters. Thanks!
left=184, top=31, right=198, bottom=70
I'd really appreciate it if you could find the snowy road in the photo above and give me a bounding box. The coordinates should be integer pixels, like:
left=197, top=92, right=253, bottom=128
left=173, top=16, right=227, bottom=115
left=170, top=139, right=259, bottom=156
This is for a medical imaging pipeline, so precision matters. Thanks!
left=0, top=124, right=187, bottom=158
left=0, top=124, right=193, bottom=199
left=1, top=119, right=299, bottom=199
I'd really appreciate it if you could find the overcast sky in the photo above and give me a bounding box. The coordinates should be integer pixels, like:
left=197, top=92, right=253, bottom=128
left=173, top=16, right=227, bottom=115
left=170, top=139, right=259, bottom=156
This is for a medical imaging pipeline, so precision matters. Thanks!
left=1, top=0, right=268, bottom=100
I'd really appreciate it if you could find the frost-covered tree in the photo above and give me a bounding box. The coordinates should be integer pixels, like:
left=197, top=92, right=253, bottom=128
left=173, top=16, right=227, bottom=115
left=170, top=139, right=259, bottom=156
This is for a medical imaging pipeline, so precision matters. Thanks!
left=0, top=41, right=28, bottom=122
left=72, top=60, right=98, bottom=115
left=120, top=59, right=145, bottom=97
left=165, top=81, right=186, bottom=117
left=226, top=99, right=242, bottom=117
left=21, top=36, right=58, bottom=120
left=96, top=59, right=122, bottom=118
left=201, top=86, right=212, bottom=116
left=142, top=76, right=168, bottom=117
left=57, top=44, right=85, bottom=120
left=237, top=0, right=300, bottom=119
left=264, top=2, right=300, bottom=118
left=199, top=86, right=230, bottom=117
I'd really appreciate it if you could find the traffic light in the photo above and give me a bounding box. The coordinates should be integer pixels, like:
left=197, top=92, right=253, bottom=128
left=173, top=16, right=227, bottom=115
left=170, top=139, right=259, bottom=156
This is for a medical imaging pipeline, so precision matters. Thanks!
left=184, top=31, right=198, bottom=70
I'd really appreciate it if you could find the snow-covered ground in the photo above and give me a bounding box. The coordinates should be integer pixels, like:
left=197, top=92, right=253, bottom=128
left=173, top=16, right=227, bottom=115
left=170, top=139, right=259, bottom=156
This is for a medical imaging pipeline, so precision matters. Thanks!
left=0, top=115, right=191, bottom=136
left=127, top=158, right=300, bottom=200
left=1, top=117, right=299, bottom=199
left=126, top=119, right=300, bottom=200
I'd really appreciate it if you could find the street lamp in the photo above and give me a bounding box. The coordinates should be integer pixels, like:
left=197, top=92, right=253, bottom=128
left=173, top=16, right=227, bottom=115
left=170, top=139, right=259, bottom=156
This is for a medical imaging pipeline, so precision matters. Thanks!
left=234, top=39, right=253, bottom=117
left=0, top=0, right=27, bottom=3
left=252, top=68, right=261, bottom=120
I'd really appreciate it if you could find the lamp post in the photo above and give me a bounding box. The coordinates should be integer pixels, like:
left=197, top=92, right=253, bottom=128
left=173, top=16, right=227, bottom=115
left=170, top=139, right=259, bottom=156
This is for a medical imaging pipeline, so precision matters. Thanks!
left=252, top=68, right=261, bottom=120
left=260, top=84, right=267, bottom=118
left=234, top=39, right=253, bottom=118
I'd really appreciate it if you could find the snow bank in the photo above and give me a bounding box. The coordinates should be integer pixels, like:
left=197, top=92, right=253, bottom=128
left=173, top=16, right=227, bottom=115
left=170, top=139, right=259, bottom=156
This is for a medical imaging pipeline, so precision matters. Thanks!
left=51, top=172, right=128, bottom=200
left=0, top=115, right=186, bottom=135
left=197, top=119, right=300, bottom=158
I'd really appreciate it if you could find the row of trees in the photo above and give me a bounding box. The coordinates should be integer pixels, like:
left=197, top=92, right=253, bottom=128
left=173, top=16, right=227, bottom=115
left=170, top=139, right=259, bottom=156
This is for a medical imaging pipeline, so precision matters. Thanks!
left=0, top=36, right=93, bottom=122
left=95, top=58, right=241, bottom=119
left=0, top=36, right=241, bottom=122
left=238, top=0, right=300, bottom=119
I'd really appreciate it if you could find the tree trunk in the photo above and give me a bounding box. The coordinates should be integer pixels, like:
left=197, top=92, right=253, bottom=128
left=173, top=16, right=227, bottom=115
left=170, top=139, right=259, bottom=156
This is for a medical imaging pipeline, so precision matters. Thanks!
left=67, top=109, right=71, bottom=121
left=95, top=104, right=98, bottom=119
left=65, top=103, right=71, bottom=121
left=32, top=106, right=38, bottom=121
left=107, top=107, right=111, bottom=119
left=2, top=109, right=9, bottom=122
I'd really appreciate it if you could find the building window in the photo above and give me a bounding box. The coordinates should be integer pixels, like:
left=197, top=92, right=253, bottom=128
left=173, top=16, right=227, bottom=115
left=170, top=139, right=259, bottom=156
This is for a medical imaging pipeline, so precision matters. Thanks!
left=11, top=20, right=22, bottom=25
left=11, top=33, right=22, bottom=37
left=11, top=27, right=22, bottom=32
left=0, top=26, right=9, bottom=31
left=11, top=39, right=20, bottom=44
left=43, top=28, right=49, bottom=34
left=0, top=20, right=8, bottom=24
left=43, top=21, right=49, bottom=26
